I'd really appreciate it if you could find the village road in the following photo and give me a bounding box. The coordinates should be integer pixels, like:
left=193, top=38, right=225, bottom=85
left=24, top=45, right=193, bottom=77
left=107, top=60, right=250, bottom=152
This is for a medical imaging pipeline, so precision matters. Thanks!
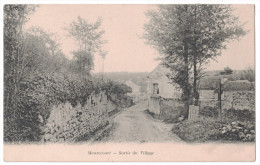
left=103, top=101, right=182, bottom=143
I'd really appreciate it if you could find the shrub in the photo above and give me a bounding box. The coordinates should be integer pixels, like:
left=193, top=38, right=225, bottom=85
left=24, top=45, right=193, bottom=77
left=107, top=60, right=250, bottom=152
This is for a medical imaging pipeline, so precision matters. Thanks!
left=223, top=108, right=255, bottom=121
left=219, top=121, right=255, bottom=142
left=199, top=106, right=218, bottom=118
left=172, top=117, right=223, bottom=142
left=172, top=117, right=255, bottom=143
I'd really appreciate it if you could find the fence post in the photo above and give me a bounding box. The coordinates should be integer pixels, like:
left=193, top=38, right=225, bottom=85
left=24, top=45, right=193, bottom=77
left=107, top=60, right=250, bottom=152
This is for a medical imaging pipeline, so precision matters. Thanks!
left=218, top=77, right=228, bottom=121
left=218, top=80, right=222, bottom=120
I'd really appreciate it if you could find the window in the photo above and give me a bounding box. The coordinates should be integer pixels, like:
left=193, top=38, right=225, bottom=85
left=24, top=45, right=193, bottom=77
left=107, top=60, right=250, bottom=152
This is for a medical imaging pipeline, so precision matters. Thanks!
left=153, top=83, right=159, bottom=94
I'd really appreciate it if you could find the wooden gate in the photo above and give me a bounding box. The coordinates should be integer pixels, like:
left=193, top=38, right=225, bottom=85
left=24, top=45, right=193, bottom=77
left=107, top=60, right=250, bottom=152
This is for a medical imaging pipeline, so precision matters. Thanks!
left=188, top=105, right=199, bottom=120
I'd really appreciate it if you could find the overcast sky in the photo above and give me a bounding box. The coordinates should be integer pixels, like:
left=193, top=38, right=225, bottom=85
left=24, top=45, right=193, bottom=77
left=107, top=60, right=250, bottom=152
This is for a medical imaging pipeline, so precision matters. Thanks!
left=25, top=4, right=254, bottom=73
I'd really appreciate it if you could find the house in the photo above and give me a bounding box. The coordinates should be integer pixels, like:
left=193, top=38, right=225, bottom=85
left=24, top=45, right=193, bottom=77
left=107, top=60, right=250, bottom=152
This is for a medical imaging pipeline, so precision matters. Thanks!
left=124, top=80, right=141, bottom=103
left=147, top=64, right=182, bottom=99
left=147, top=64, right=184, bottom=121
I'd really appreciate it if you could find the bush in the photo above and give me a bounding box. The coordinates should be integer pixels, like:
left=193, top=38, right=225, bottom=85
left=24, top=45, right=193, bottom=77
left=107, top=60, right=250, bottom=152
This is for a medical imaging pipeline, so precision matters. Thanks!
left=219, top=121, right=255, bottom=142
left=172, top=117, right=255, bottom=143
left=172, top=117, right=223, bottom=142
left=199, top=106, right=218, bottom=118
left=223, top=108, right=255, bottom=121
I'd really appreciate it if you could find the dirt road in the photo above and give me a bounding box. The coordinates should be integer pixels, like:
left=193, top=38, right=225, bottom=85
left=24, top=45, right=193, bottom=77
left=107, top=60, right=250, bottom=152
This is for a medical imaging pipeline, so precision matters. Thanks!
left=100, top=101, right=182, bottom=143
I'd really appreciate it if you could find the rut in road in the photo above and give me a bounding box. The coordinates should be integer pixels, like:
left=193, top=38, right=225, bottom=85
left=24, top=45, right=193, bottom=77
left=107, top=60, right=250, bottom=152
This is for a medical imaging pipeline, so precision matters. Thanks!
left=101, top=101, right=182, bottom=143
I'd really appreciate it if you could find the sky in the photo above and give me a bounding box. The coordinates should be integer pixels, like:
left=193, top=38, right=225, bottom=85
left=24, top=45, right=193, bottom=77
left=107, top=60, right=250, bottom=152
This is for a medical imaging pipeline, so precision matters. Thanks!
left=25, top=4, right=255, bottom=73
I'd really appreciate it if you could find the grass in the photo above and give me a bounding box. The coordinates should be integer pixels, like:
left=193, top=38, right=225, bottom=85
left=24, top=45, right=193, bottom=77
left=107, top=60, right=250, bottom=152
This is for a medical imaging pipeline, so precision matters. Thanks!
left=172, top=117, right=223, bottom=143
left=172, top=117, right=255, bottom=143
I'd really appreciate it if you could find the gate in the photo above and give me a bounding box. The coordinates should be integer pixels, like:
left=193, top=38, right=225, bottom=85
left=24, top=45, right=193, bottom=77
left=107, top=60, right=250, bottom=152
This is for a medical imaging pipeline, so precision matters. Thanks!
left=188, top=105, right=199, bottom=120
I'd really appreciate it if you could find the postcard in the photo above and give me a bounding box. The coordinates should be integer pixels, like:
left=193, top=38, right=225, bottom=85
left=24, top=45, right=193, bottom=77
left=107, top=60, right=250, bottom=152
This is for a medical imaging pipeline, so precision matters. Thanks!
left=2, top=2, right=256, bottom=162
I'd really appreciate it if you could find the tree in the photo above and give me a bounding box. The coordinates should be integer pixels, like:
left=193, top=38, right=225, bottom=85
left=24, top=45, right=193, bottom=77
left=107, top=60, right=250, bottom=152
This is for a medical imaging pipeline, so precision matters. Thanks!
left=4, top=4, right=37, bottom=116
left=66, top=16, right=107, bottom=78
left=242, top=66, right=255, bottom=89
left=221, top=66, right=233, bottom=75
left=4, top=4, right=37, bottom=141
left=144, top=4, right=246, bottom=106
left=72, top=50, right=94, bottom=76
left=13, top=26, right=70, bottom=81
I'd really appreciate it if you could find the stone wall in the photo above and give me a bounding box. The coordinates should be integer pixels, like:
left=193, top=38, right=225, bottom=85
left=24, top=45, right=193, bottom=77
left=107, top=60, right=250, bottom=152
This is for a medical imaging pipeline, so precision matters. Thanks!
left=199, top=90, right=255, bottom=111
left=159, top=98, right=185, bottom=122
left=149, top=96, right=161, bottom=115
left=149, top=96, right=185, bottom=121
left=43, top=91, right=117, bottom=143
left=222, top=91, right=255, bottom=111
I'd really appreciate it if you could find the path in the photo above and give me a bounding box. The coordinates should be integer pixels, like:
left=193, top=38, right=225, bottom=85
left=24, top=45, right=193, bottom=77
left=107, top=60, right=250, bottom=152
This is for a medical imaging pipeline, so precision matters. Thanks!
left=100, top=101, right=182, bottom=143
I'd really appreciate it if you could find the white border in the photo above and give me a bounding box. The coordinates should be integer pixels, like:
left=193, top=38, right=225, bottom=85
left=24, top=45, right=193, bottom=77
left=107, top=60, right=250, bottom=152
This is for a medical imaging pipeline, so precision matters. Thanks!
left=0, top=0, right=259, bottom=165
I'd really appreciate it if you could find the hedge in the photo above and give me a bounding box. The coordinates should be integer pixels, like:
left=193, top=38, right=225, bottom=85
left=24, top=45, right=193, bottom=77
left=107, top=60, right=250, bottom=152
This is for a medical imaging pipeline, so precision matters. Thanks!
left=4, top=73, right=132, bottom=142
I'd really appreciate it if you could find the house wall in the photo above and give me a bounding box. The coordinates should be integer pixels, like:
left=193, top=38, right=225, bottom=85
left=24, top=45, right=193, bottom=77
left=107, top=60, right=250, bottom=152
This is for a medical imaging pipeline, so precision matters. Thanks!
left=147, top=65, right=183, bottom=120
left=43, top=91, right=117, bottom=143
left=148, top=76, right=181, bottom=99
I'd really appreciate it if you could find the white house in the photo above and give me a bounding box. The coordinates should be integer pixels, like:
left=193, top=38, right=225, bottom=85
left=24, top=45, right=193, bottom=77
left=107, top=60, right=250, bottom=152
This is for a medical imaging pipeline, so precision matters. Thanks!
left=147, top=64, right=182, bottom=115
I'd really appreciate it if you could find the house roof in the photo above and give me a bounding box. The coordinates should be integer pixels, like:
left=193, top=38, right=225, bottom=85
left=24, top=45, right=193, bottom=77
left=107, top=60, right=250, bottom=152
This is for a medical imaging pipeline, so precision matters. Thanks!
left=200, top=76, right=254, bottom=91
left=147, top=64, right=171, bottom=78
left=199, top=76, right=221, bottom=90
left=124, top=80, right=140, bottom=92
left=223, top=80, right=254, bottom=91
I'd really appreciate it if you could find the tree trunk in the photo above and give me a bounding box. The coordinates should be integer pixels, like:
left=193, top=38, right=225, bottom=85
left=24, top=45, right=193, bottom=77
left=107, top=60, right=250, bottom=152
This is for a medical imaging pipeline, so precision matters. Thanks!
left=193, top=55, right=199, bottom=105
left=193, top=4, right=199, bottom=106
left=183, top=41, right=190, bottom=109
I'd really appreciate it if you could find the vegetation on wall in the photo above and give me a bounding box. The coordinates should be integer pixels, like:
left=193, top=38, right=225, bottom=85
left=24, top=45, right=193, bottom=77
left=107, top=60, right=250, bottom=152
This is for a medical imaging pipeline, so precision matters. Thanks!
left=4, top=5, right=132, bottom=143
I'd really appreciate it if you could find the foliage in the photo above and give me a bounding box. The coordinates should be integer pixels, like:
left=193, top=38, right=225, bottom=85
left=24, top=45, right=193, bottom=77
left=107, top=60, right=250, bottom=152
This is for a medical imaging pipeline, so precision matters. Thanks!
left=223, top=108, right=255, bottom=121
left=72, top=50, right=94, bottom=76
left=3, top=5, right=129, bottom=143
left=172, top=118, right=224, bottom=142
left=241, top=66, right=255, bottom=82
left=66, top=16, right=107, bottom=76
left=144, top=5, right=247, bottom=104
left=199, top=106, right=218, bottom=118
left=23, top=27, right=70, bottom=76
left=219, top=121, right=255, bottom=142
left=4, top=73, right=132, bottom=142
left=4, top=4, right=38, bottom=142
left=221, top=67, right=233, bottom=75
left=102, top=80, right=133, bottom=105
left=172, top=118, right=255, bottom=142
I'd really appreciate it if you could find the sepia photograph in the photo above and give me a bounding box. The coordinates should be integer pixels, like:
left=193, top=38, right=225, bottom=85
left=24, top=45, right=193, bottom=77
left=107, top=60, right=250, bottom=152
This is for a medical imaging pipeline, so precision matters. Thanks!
left=1, top=0, right=258, bottom=162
